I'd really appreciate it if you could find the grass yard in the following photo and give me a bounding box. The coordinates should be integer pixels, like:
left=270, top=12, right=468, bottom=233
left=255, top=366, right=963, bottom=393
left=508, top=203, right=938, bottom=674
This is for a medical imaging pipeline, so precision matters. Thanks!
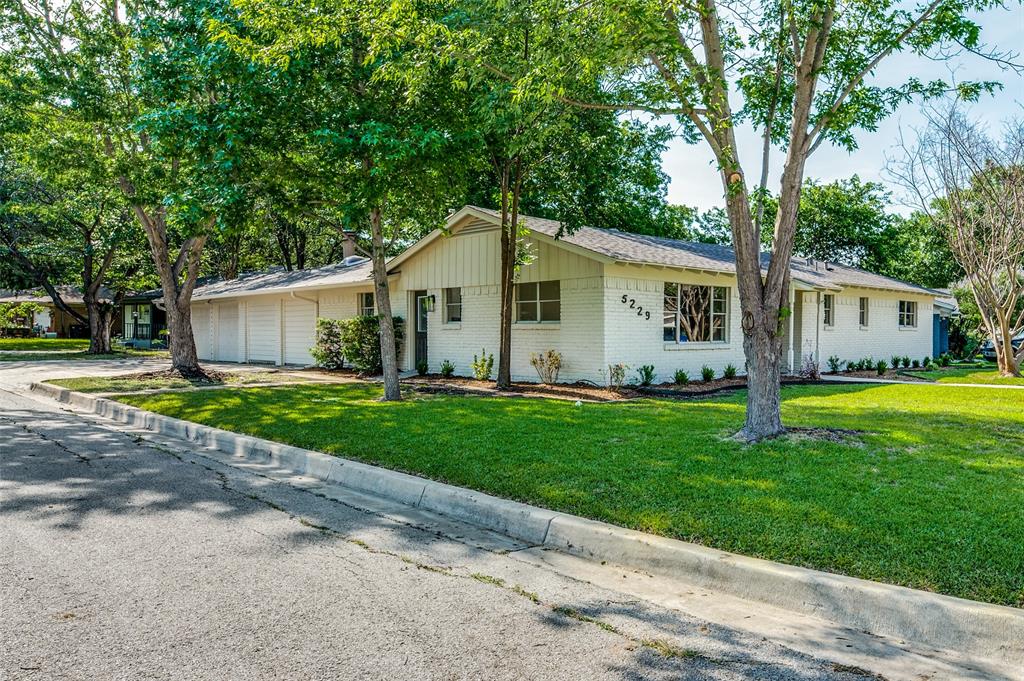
left=0, top=337, right=91, bottom=351
left=118, top=382, right=1024, bottom=607
left=0, top=349, right=166, bottom=362
left=915, top=363, right=1024, bottom=386
left=47, top=371, right=300, bottom=394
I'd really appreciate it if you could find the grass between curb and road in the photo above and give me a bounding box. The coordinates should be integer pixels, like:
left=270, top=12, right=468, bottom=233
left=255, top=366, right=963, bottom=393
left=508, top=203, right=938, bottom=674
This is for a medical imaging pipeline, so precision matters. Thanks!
left=112, top=380, right=1024, bottom=608
left=0, top=349, right=167, bottom=362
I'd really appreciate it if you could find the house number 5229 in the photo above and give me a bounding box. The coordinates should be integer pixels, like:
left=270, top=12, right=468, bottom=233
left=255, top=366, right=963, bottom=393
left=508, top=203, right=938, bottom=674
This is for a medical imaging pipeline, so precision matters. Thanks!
left=621, top=294, right=651, bottom=320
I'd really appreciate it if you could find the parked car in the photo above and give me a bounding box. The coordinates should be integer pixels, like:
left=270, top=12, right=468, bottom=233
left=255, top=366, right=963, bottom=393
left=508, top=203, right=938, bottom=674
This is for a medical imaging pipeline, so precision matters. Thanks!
left=981, top=333, right=1024, bottom=361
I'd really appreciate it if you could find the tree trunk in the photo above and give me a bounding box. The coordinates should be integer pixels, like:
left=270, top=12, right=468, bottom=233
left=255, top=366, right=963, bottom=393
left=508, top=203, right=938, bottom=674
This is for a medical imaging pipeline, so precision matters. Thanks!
left=166, top=298, right=200, bottom=375
left=369, top=206, right=402, bottom=401
left=496, top=164, right=521, bottom=390
left=84, top=298, right=112, bottom=354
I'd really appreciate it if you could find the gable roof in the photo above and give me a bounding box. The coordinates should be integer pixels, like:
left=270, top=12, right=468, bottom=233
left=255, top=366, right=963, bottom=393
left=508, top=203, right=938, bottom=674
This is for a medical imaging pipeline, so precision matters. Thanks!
left=393, top=205, right=935, bottom=296
left=190, top=258, right=373, bottom=301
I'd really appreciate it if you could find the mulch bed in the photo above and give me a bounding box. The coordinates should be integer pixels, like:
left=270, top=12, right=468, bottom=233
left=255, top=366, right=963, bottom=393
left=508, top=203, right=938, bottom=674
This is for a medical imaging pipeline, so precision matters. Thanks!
left=828, top=369, right=931, bottom=382
left=134, top=368, right=232, bottom=383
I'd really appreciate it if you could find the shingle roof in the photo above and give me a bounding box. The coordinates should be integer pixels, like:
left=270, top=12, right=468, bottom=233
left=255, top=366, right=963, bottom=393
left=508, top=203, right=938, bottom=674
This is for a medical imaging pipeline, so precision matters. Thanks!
left=190, top=258, right=373, bottom=301
left=470, top=207, right=936, bottom=296
left=0, top=285, right=114, bottom=305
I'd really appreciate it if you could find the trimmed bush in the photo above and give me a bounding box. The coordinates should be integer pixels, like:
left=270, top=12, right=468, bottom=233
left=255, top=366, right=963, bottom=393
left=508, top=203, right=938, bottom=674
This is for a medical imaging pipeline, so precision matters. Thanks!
left=701, top=365, right=715, bottom=382
left=311, top=318, right=346, bottom=370
left=673, top=368, right=689, bottom=385
left=416, top=360, right=428, bottom=376
left=636, top=364, right=655, bottom=386
left=340, top=315, right=404, bottom=374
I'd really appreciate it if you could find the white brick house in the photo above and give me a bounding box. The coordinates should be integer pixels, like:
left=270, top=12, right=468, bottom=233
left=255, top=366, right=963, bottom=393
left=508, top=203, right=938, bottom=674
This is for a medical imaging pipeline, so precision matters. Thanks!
left=188, top=205, right=943, bottom=383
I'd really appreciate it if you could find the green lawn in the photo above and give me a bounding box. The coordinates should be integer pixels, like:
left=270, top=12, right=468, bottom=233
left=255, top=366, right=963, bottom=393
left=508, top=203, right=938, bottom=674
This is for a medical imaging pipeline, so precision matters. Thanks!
left=47, top=371, right=299, bottom=394
left=118, top=382, right=1024, bottom=607
left=0, top=337, right=91, bottom=351
left=0, top=349, right=166, bottom=362
left=915, top=364, right=1024, bottom=386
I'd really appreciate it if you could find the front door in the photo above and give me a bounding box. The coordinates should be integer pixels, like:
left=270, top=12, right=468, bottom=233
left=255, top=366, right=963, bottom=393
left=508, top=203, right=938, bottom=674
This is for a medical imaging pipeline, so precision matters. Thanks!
left=414, top=291, right=428, bottom=369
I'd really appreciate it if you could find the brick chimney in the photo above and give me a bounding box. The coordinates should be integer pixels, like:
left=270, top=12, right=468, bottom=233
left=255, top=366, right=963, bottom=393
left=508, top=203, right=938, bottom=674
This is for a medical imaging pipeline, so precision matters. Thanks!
left=342, top=231, right=358, bottom=260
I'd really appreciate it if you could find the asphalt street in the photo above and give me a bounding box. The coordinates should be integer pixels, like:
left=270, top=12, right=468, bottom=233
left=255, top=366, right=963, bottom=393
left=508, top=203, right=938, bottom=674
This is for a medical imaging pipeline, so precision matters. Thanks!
left=0, top=360, right=998, bottom=680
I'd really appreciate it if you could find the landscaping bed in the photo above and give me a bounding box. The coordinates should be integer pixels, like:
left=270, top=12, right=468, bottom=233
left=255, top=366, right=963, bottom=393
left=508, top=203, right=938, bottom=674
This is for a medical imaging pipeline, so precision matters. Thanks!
left=116, top=381, right=1024, bottom=607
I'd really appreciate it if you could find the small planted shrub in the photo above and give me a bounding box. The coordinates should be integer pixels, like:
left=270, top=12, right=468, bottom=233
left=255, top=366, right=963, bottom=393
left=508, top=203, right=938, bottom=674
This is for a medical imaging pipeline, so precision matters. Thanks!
left=311, top=318, right=345, bottom=370
left=530, top=349, right=563, bottom=384
left=723, top=363, right=738, bottom=379
left=673, top=368, right=689, bottom=385
left=607, top=363, right=628, bottom=389
left=440, top=359, right=455, bottom=378
left=939, top=353, right=951, bottom=367
left=923, top=356, right=931, bottom=368
left=911, top=359, right=920, bottom=369
left=901, top=356, right=911, bottom=368
left=471, top=349, right=494, bottom=381
left=876, top=359, right=888, bottom=376
left=701, top=365, right=715, bottom=382
left=827, top=355, right=841, bottom=374
left=636, top=364, right=656, bottom=386
left=843, top=360, right=854, bottom=373
left=416, top=360, right=429, bottom=376
left=890, top=355, right=901, bottom=371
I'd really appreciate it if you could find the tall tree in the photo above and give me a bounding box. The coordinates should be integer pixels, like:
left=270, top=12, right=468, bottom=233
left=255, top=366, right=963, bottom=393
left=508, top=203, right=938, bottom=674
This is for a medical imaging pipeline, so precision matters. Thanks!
left=487, top=0, right=1007, bottom=439
left=2, top=0, right=276, bottom=375
left=892, top=107, right=1024, bottom=376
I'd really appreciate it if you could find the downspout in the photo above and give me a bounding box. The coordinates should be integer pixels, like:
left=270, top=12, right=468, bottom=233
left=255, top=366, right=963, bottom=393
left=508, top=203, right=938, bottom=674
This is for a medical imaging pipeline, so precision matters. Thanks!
left=787, top=286, right=795, bottom=375
left=815, top=291, right=822, bottom=370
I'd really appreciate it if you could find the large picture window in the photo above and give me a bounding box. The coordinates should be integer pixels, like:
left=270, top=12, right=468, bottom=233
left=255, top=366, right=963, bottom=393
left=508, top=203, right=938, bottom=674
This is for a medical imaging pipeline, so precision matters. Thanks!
left=444, top=287, right=462, bottom=323
left=516, top=280, right=560, bottom=323
left=663, top=283, right=728, bottom=343
left=898, top=300, right=917, bottom=328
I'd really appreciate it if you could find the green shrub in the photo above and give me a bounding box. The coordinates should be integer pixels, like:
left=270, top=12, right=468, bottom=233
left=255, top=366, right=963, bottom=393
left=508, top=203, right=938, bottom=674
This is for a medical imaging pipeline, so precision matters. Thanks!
left=890, top=355, right=901, bottom=371
left=636, top=364, right=655, bottom=386
left=673, top=368, right=689, bottom=385
left=939, top=353, right=951, bottom=367
left=440, top=360, right=455, bottom=378
left=723, top=363, right=738, bottom=379
left=701, top=365, right=715, bottom=382
left=827, top=356, right=841, bottom=374
left=331, top=315, right=404, bottom=374
left=416, top=360, right=428, bottom=376
left=911, top=359, right=920, bottom=369
left=311, top=318, right=346, bottom=370
left=530, top=349, right=563, bottom=384
left=471, top=349, right=494, bottom=381
left=843, top=360, right=854, bottom=373
left=876, top=359, right=888, bottom=376
left=901, top=356, right=911, bottom=368
left=923, top=356, right=932, bottom=368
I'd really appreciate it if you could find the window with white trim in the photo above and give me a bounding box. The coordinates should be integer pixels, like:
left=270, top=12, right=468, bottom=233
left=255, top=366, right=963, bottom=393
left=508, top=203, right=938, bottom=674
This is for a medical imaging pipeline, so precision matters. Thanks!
left=359, top=292, right=375, bottom=317
left=516, top=280, right=560, bottom=322
left=859, top=297, right=869, bottom=327
left=823, top=294, right=835, bottom=328
left=444, top=287, right=462, bottom=323
left=663, top=283, right=728, bottom=343
left=898, top=300, right=917, bottom=328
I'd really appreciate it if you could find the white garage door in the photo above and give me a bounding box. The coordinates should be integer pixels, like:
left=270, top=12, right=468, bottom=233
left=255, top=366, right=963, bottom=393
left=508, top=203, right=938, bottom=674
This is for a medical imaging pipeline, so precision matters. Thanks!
left=216, top=302, right=239, bottom=362
left=283, top=300, right=316, bottom=366
left=246, top=299, right=280, bottom=364
left=192, top=306, right=213, bottom=361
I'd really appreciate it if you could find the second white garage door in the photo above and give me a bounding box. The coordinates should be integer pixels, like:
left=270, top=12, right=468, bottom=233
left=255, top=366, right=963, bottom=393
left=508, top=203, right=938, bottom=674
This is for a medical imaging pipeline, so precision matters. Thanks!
left=246, top=299, right=280, bottom=364
left=192, top=306, right=213, bottom=361
left=283, top=300, right=316, bottom=365
left=216, top=302, right=239, bottom=362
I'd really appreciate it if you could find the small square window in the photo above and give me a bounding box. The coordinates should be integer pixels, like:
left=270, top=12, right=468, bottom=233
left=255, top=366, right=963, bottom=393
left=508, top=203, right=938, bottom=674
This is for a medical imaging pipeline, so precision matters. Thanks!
left=359, top=292, right=375, bottom=317
left=899, top=300, right=917, bottom=328
left=515, top=280, right=560, bottom=323
left=444, top=287, right=462, bottom=323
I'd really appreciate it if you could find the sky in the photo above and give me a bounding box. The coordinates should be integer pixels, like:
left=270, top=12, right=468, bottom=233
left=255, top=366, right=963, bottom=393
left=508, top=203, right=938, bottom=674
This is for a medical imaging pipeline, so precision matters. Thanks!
left=659, top=5, right=1024, bottom=215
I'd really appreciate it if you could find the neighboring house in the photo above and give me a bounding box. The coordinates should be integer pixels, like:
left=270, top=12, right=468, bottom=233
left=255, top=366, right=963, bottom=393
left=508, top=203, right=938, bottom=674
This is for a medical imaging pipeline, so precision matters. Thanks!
left=0, top=286, right=119, bottom=338
left=931, top=289, right=960, bottom=358
left=187, top=206, right=941, bottom=382
left=121, top=288, right=168, bottom=348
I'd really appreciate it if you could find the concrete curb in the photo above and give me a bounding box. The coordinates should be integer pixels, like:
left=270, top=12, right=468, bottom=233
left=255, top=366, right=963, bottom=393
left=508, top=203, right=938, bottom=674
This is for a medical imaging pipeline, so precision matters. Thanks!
left=30, top=381, right=1024, bottom=666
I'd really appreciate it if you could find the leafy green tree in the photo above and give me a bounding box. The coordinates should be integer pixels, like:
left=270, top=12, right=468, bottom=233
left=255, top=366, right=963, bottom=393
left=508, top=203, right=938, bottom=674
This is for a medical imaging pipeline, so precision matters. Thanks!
left=488, top=0, right=1006, bottom=439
